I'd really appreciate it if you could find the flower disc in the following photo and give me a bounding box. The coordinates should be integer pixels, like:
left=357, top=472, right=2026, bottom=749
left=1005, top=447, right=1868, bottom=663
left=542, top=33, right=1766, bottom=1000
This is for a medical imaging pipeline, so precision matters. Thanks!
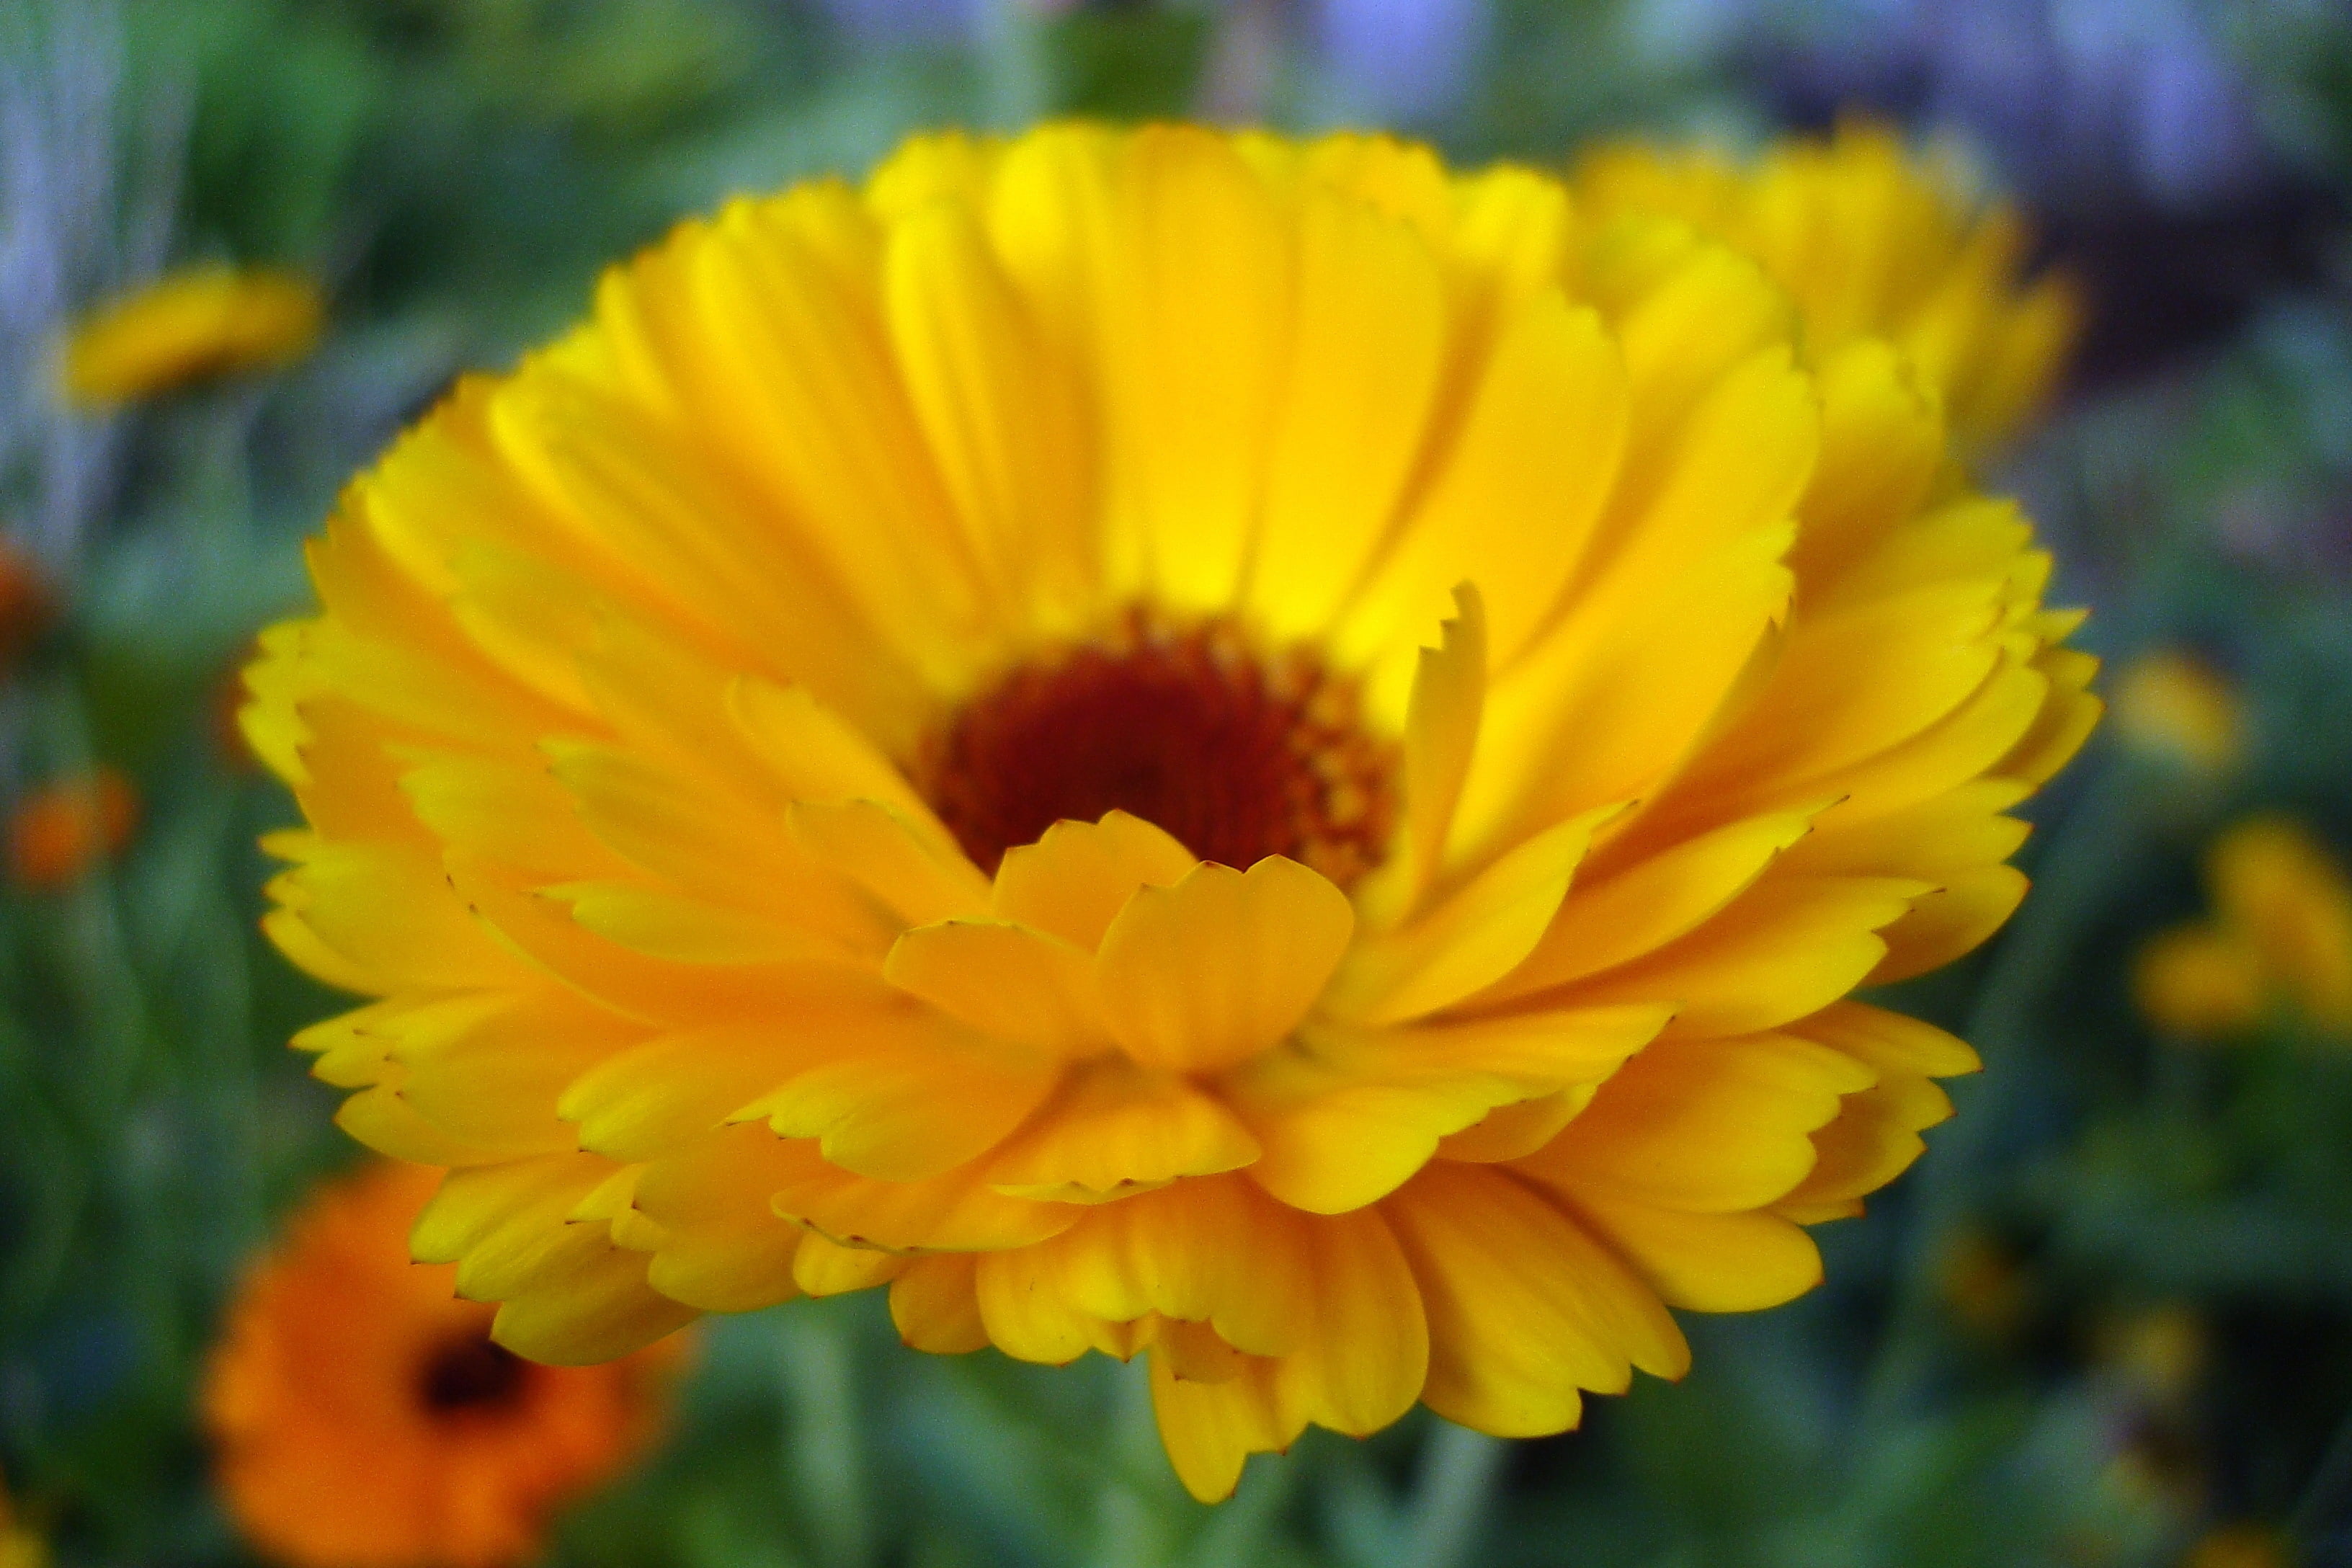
left=246, top=122, right=2099, bottom=1500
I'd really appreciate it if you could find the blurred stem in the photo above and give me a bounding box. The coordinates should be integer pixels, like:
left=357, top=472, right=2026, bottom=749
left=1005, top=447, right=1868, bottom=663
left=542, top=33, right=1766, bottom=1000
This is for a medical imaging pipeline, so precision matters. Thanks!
left=1401, top=1423, right=1507, bottom=1568
left=2289, top=1399, right=2352, bottom=1546
left=1088, top=1360, right=1180, bottom=1568
left=778, top=1304, right=873, bottom=1568
left=1857, top=763, right=2140, bottom=1433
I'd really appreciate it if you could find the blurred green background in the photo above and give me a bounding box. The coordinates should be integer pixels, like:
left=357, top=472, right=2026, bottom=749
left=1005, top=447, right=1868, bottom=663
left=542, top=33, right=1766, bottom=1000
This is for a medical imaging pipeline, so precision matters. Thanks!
left=6, top=1, right=2352, bottom=1565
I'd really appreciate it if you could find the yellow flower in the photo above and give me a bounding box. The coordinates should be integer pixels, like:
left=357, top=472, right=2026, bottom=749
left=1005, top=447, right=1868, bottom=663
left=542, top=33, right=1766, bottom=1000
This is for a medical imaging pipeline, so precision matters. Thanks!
left=2137, top=816, right=2352, bottom=1039
left=2111, top=651, right=2244, bottom=775
left=2186, top=1525, right=2297, bottom=1568
left=1574, top=121, right=2079, bottom=453
left=0, top=1471, right=45, bottom=1568
left=205, top=1162, right=684, bottom=1568
left=245, top=123, right=2096, bottom=1501
left=59, top=265, right=324, bottom=407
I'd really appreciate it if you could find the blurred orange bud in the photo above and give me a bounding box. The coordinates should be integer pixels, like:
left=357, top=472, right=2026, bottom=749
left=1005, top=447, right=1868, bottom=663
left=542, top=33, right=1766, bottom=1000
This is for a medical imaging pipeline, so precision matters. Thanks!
left=59, top=265, right=324, bottom=407
left=0, top=539, right=53, bottom=675
left=9, top=767, right=138, bottom=889
left=2111, top=651, right=2244, bottom=775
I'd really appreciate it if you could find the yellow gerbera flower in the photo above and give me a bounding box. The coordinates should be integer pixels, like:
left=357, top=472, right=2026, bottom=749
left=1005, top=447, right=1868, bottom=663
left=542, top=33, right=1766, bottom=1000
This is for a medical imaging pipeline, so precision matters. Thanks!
left=245, top=122, right=2097, bottom=1501
left=59, top=264, right=324, bottom=407
left=1574, top=122, right=2080, bottom=453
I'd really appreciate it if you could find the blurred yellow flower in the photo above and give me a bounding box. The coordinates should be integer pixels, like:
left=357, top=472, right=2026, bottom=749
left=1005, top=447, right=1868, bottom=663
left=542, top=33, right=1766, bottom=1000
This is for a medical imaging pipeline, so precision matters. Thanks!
left=2098, top=1302, right=2206, bottom=1404
left=1575, top=121, right=2080, bottom=453
left=2137, top=817, right=2352, bottom=1039
left=0, top=1470, right=45, bottom=1568
left=59, top=265, right=324, bottom=407
left=2186, top=1525, right=2297, bottom=1568
left=8, top=766, right=138, bottom=890
left=247, top=123, right=2095, bottom=1500
left=2111, top=651, right=2245, bottom=775
left=204, top=1162, right=683, bottom=1568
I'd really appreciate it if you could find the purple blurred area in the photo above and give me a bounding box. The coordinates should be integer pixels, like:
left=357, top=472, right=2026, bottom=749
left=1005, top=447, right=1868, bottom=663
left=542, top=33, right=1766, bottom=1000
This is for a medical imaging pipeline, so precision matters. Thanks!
left=1311, top=0, right=1489, bottom=123
left=821, top=0, right=988, bottom=43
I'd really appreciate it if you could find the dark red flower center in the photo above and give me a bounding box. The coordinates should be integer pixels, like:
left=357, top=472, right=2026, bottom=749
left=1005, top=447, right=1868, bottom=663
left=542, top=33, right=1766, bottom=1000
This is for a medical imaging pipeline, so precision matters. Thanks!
left=418, top=1335, right=529, bottom=1416
left=922, top=612, right=1397, bottom=888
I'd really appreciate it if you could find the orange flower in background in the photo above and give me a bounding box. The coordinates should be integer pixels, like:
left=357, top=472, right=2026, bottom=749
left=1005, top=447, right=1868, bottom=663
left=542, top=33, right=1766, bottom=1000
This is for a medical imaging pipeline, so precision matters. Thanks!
left=9, top=767, right=137, bottom=890
left=59, top=265, right=324, bottom=408
left=2137, top=816, right=2352, bottom=1041
left=203, top=1162, right=682, bottom=1568
left=1575, top=121, right=2080, bottom=453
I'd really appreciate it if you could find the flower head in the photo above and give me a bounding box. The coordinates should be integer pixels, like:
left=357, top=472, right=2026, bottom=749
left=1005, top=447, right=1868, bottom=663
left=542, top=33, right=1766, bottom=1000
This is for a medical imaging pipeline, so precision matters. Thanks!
left=202, top=1162, right=682, bottom=1568
left=0, top=1470, right=45, bottom=1568
left=246, top=123, right=2095, bottom=1500
left=2111, top=651, right=2244, bottom=777
left=2185, top=1525, right=2296, bottom=1568
left=9, top=766, right=136, bottom=889
left=1574, top=122, right=2080, bottom=452
left=60, top=265, right=324, bottom=407
left=2137, top=816, right=2352, bottom=1040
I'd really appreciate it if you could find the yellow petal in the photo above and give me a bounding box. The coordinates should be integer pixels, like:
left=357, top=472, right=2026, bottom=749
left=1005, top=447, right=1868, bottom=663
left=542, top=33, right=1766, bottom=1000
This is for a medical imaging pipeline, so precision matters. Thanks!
left=1563, top=1193, right=1822, bottom=1312
left=989, top=809, right=1199, bottom=950
left=1493, top=809, right=1817, bottom=1002
left=741, top=1021, right=1057, bottom=1182
left=1559, top=873, right=1925, bottom=1038
left=1095, top=857, right=1353, bottom=1073
left=1337, top=290, right=1627, bottom=667
left=1328, top=810, right=1608, bottom=1026
left=1868, top=865, right=2028, bottom=984
left=890, top=1255, right=991, bottom=1353
left=1394, top=584, right=1487, bottom=910
left=1231, top=1005, right=1667, bottom=1213
left=1149, top=1352, right=1293, bottom=1503
left=883, top=201, right=1093, bottom=625
left=986, top=1058, right=1260, bottom=1200
left=883, top=919, right=1108, bottom=1056
left=633, top=1127, right=808, bottom=1311
left=1520, top=1033, right=1869, bottom=1211
left=788, top=798, right=993, bottom=928
left=1385, top=1162, right=1684, bottom=1435
left=1247, top=189, right=1448, bottom=641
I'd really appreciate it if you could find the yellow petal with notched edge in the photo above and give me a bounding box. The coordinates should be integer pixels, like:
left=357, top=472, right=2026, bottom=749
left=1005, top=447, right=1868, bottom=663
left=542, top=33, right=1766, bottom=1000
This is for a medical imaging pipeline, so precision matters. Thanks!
left=990, top=810, right=1199, bottom=950
left=1095, top=858, right=1353, bottom=1073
